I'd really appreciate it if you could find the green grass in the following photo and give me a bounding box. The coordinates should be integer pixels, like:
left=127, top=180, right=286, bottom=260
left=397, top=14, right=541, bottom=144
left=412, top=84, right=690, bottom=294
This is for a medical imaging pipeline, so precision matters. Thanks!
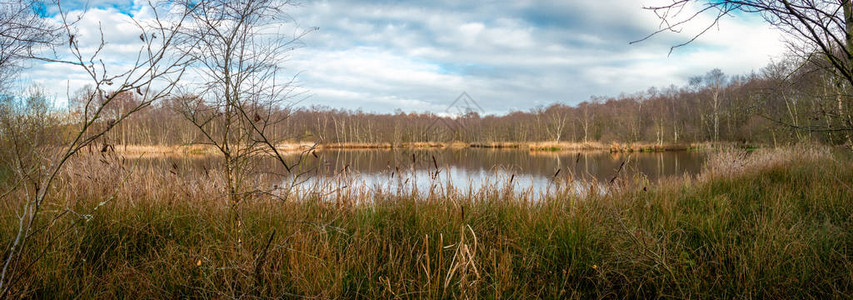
left=2, top=147, right=852, bottom=298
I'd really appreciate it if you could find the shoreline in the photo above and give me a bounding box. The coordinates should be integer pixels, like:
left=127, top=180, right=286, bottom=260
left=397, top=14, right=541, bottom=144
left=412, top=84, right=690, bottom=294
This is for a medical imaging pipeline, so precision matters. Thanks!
left=106, top=141, right=750, bottom=157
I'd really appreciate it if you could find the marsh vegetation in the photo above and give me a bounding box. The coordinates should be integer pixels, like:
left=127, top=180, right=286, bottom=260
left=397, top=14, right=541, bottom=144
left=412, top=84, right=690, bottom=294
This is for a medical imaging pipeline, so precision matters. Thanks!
left=1, top=0, right=853, bottom=298
left=1, top=146, right=851, bottom=298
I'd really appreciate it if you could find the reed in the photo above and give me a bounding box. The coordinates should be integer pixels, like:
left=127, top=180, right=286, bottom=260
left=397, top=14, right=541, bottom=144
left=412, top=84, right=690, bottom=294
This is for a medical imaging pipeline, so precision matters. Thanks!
left=528, top=141, right=608, bottom=151
left=317, top=142, right=395, bottom=149
left=525, top=141, right=726, bottom=152
left=109, top=144, right=219, bottom=156
left=468, top=142, right=524, bottom=149
left=2, top=147, right=851, bottom=298
left=399, top=142, right=448, bottom=148
left=113, top=143, right=314, bottom=157
left=110, top=141, right=754, bottom=157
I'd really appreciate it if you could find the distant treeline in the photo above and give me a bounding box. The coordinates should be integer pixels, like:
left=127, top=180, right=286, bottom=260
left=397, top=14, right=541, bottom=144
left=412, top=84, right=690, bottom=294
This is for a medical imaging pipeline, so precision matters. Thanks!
left=72, top=57, right=853, bottom=147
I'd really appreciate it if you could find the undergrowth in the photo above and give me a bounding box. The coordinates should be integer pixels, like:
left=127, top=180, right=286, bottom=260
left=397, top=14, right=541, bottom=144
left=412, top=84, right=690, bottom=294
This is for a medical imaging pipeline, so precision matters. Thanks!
left=1, top=147, right=851, bottom=298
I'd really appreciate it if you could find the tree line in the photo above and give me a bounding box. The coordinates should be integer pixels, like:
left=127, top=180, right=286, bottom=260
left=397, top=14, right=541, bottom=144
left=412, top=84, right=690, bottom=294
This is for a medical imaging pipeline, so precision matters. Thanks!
left=57, top=57, right=850, bottom=147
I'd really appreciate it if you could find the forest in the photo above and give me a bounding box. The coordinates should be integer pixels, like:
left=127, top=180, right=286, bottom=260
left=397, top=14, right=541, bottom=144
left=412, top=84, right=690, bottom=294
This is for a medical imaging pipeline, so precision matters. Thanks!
left=55, top=59, right=852, bottom=148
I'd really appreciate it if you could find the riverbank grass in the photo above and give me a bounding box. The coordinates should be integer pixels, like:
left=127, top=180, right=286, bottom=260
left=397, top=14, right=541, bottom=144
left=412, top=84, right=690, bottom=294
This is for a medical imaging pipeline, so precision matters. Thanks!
left=1, top=146, right=851, bottom=298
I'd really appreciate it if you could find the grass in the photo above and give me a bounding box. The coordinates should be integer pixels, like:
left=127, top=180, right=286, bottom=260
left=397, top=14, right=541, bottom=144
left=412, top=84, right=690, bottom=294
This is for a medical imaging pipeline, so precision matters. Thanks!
left=318, top=142, right=395, bottom=149
left=528, top=141, right=607, bottom=151
left=608, top=142, right=709, bottom=152
left=112, top=143, right=318, bottom=157
left=527, top=141, right=733, bottom=152
left=1, top=146, right=851, bottom=298
left=468, top=142, right=524, bottom=149
left=111, top=141, right=736, bottom=157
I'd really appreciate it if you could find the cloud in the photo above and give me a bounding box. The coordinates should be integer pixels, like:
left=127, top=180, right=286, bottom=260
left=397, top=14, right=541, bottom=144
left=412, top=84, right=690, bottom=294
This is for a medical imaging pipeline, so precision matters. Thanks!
left=286, top=0, right=786, bottom=113
left=20, top=5, right=149, bottom=103
left=19, top=0, right=787, bottom=114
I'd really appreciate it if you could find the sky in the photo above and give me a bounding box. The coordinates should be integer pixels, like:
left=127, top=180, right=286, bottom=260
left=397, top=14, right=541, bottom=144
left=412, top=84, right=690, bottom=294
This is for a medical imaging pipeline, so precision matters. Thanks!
left=20, top=0, right=787, bottom=115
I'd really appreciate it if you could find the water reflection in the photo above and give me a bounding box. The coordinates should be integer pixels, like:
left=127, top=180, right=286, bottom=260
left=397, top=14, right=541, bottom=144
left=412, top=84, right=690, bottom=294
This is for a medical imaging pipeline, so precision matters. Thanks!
left=127, top=149, right=707, bottom=200
left=295, top=149, right=708, bottom=199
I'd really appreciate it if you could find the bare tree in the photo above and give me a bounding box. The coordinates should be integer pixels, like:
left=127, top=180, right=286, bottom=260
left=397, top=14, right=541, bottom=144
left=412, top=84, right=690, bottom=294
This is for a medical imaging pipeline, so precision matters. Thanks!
left=703, top=69, right=728, bottom=144
left=0, top=0, right=59, bottom=91
left=541, top=104, right=569, bottom=143
left=0, top=1, right=196, bottom=293
left=635, top=0, right=853, bottom=134
left=579, top=100, right=596, bottom=143
left=173, top=0, right=314, bottom=243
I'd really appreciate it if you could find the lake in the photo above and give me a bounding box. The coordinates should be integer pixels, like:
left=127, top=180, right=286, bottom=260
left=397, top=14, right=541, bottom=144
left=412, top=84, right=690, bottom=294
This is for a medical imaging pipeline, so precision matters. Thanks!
left=290, top=149, right=708, bottom=200
left=132, top=149, right=708, bottom=200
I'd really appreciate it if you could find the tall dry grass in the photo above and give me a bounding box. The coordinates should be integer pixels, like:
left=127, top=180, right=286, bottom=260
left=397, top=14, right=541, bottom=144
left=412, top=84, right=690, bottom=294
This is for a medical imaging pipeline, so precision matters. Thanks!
left=1, top=146, right=851, bottom=298
left=528, top=141, right=607, bottom=151
left=526, top=141, right=725, bottom=152
left=111, top=141, right=729, bottom=157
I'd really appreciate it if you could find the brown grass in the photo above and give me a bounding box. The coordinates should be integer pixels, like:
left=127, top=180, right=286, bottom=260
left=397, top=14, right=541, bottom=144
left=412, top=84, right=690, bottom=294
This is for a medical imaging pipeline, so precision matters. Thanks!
left=113, top=144, right=220, bottom=156
left=399, top=142, right=447, bottom=148
left=2, top=146, right=852, bottom=298
left=607, top=142, right=688, bottom=152
left=317, top=142, right=394, bottom=149
left=528, top=141, right=608, bottom=151
left=113, top=143, right=316, bottom=157
left=112, top=141, right=747, bottom=156
left=469, top=142, right=524, bottom=148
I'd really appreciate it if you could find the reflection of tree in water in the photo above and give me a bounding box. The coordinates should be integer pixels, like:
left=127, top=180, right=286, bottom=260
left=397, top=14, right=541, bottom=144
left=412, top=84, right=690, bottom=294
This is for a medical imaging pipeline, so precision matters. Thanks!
left=129, top=150, right=707, bottom=199
left=302, top=149, right=706, bottom=182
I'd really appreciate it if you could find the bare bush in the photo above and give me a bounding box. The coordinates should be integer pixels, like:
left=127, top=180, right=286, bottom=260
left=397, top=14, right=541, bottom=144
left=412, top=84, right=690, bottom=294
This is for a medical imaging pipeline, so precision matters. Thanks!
left=0, top=1, right=198, bottom=293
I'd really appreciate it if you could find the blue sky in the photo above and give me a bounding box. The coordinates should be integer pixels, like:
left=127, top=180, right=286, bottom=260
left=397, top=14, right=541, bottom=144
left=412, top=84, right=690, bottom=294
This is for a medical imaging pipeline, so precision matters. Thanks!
left=22, top=0, right=786, bottom=115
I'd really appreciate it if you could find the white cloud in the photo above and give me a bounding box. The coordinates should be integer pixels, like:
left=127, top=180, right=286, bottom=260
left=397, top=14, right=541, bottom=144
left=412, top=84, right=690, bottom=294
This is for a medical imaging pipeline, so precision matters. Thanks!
left=283, top=0, right=788, bottom=113
left=19, top=0, right=788, bottom=114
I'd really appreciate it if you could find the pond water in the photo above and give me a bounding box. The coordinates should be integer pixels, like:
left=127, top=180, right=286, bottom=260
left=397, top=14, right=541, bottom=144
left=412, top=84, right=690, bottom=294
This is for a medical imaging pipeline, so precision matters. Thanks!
left=291, top=149, right=709, bottom=199
left=132, top=149, right=708, bottom=200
